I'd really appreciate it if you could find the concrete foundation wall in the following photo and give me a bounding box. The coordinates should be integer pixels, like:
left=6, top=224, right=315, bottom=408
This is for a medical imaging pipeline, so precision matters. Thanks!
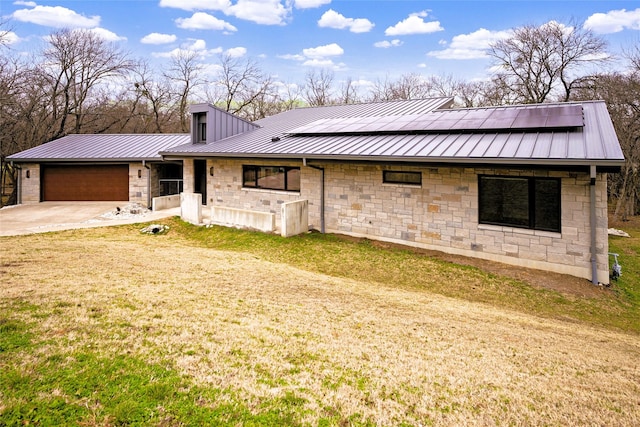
left=202, top=158, right=319, bottom=232
left=182, top=159, right=610, bottom=284
left=211, top=206, right=275, bottom=232
left=180, top=192, right=202, bottom=225
left=152, top=194, right=181, bottom=211
left=281, top=199, right=309, bottom=237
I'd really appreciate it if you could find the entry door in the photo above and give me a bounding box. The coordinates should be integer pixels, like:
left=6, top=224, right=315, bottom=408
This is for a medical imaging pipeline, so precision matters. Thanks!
left=194, top=160, right=207, bottom=205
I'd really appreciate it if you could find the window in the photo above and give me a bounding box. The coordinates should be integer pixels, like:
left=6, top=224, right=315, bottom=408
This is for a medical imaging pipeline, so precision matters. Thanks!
left=478, top=175, right=561, bottom=232
left=383, top=170, right=421, bottom=185
left=243, top=166, right=300, bottom=191
left=195, top=112, right=206, bottom=143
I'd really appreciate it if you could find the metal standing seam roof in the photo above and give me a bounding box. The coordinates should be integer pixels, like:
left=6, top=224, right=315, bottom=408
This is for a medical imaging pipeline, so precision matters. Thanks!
left=161, top=99, right=624, bottom=168
left=7, top=134, right=190, bottom=162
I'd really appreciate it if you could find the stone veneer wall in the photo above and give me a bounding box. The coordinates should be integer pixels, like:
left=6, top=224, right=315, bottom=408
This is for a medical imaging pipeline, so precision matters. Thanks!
left=127, top=162, right=162, bottom=206
left=129, top=162, right=147, bottom=204
left=19, top=163, right=41, bottom=203
left=195, top=159, right=609, bottom=284
left=205, top=158, right=320, bottom=229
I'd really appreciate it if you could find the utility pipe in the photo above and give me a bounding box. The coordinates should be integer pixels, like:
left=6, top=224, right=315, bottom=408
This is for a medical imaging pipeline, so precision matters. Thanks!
left=303, top=158, right=325, bottom=233
left=589, top=165, right=598, bottom=285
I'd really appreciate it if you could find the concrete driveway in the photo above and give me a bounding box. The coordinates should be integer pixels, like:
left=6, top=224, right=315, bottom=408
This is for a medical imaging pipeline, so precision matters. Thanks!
left=0, top=202, right=180, bottom=237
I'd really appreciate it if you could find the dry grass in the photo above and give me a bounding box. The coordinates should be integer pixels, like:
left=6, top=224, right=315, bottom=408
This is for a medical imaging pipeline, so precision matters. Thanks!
left=1, top=224, right=639, bottom=426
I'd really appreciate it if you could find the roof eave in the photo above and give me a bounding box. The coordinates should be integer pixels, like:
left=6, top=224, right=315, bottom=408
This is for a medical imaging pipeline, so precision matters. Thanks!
left=7, top=157, right=163, bottom=163
left=160, top=151, right=625, bottom=170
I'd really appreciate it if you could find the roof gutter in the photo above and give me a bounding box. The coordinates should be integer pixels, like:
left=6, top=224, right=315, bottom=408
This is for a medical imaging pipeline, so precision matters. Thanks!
left=158, top=152, right=625, bottom=170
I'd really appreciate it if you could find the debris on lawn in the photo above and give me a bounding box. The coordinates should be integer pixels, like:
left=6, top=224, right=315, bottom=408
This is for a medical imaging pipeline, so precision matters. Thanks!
left=100, top=203, right=150, bottom=220
left=608, top=228, right=630, bottom=238
left=140, top=224, right=170, bottom=235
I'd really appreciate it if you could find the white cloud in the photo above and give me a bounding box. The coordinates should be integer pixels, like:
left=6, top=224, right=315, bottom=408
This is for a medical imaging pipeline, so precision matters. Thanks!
left=89, top=28, right=126, bottom=42
left=427, top=28, right=511, bottom=60
left=374, top=39, right=403, bottom=48
left=225, top=46, right=247, bottom=57
left=278, top=53, right=306, bottom=61
left=141, top=33, right=177, bottom=45
left=281, top=42, right=345, bottom=70
left=302, top=58, right=346, bottom=70
left=159, top=0, right=231, bottom=12
left=294, top=0, right=331, bottom=9
left=584, top=8, right=640, bottom=34
left=153, top=39, right=222, bottom=58
left=176, top=12, right=237, bottom=31
left=228, top=0, right=291, bottom=25
left=162, top=0, right=291, bottom=25
left=318, top=9, right=374, bottom=33
left=12, top=5, right=100, bottom=28
left=385, top=11, right=443, bottom=36
left=1, top=31, right=20, bottom=45
left=302, top=43, right=344, bottom=59
left=13, top=1, right=37, bottom=7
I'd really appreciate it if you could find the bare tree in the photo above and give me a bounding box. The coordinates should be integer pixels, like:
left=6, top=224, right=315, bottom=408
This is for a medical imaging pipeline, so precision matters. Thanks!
left=337, top=77, right=360, bottom=104
left=572, top=42, right=640, bottom=219
left=132, top=61, right=177, bottom=132
left=164, top=50, right=204, bottom=132
left=488, top=20, right=609, bottom=104
left=42, top=29, right=134, bottom=137
left=304, top=69, right=335, bottom=106
left=211, top=53, right=275, bottom=119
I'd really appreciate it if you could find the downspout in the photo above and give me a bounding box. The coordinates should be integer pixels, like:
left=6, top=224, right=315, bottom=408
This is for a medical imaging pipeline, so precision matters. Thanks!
left=143, top=160, right=151, bottom=209
left=303, top=158, right=325, bottom=233
left=11, top=162, right=22, bottom=205
left=589, top=165, right=598, bottom=285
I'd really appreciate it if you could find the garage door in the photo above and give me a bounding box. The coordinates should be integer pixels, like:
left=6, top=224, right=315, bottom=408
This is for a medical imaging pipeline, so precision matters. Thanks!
left=42, top=165, right=129, bottom=201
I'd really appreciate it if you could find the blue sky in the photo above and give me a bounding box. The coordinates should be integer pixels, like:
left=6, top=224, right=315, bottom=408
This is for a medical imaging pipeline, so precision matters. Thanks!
left=2, top=0, right=639, bottom=87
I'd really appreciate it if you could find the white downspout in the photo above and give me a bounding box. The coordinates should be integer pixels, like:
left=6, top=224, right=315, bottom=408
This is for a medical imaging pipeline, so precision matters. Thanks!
left=589, top=165, right=599, bottom=285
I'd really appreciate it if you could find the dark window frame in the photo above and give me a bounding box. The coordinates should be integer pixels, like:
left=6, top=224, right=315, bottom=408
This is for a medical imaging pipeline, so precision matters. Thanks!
left=383, top=170, right=422, bottom=186
left=242, top=165, right=301, bottom=192
left=478, top=175, right=561, bottom=232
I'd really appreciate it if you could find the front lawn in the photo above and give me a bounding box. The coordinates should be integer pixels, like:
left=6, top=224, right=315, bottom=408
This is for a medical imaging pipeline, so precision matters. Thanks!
left=1, top=219, right=638, bottom=426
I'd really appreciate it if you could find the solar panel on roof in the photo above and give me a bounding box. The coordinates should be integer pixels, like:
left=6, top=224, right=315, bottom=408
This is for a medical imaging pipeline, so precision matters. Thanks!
left=285, top=104, right=584, bottom=136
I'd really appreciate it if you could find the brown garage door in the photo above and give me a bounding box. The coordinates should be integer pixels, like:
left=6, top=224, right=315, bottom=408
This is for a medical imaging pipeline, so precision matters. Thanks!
left=42, top=165, right=129, bottom=201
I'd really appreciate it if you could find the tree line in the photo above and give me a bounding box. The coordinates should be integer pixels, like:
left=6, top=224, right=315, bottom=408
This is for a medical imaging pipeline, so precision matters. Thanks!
left=1, top=21, right=638, bottom=218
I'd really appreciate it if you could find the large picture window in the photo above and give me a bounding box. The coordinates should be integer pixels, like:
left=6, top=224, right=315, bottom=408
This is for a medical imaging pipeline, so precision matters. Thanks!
left=478, top=175, right=561, bottom=232
left=243, top=165, right=300, bottom=192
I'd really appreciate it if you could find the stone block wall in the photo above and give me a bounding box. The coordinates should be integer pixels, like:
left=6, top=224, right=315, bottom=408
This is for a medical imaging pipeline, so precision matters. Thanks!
left=204, top=158, right=320, bottom=231
left=188, top=159, right=609, bottom=283
left=19, top=163, right=40, bottom=203
left=321, top=163, right=609, bottom=284
left=129, top=162, right=147, bottom=205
